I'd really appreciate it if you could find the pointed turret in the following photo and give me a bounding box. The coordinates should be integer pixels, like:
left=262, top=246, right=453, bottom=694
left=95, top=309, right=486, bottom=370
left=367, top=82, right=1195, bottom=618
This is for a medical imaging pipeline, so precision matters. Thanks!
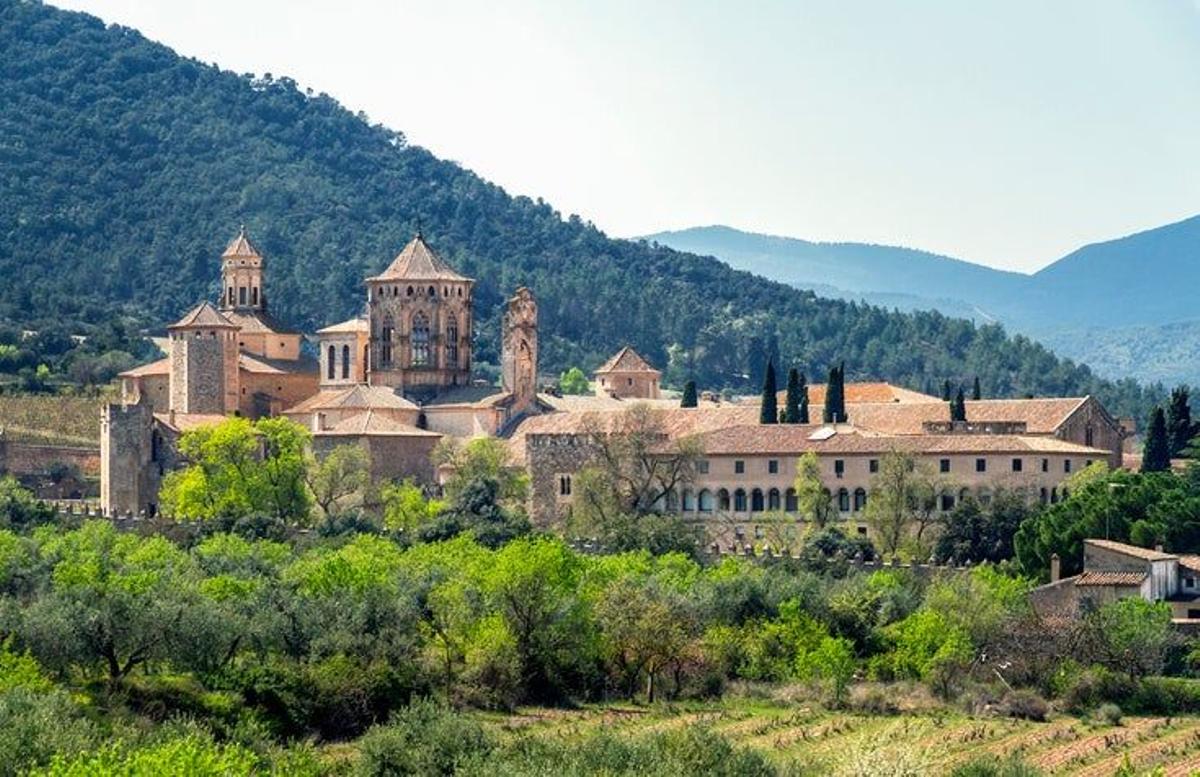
left=219, top=225, right=267, bottom=312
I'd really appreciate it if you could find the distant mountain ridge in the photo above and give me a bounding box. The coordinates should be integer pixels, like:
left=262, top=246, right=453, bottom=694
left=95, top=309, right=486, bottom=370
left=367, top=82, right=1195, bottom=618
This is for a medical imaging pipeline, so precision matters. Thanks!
left=644, top=221, right=1200, bottom=385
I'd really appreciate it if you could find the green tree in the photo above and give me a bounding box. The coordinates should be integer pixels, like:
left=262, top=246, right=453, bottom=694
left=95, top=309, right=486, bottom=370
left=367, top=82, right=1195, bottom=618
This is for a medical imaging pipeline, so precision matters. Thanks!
left=595, top=578, right=691, bottom=702
left=783, top=368, right=803, bottom=424
left=823, top=363, right=846, bottom=423
left=1142, top=406, right=1171, bottom=472
left=758, top=360, right=777, bottom=424
left=434, top=438, right=528, bottom=507
left=380, top=481, right=444, bottom=532
left=680, top=379, right=698, bottom=408
left=942, top=379, right=952, bottom=401
left=0, top=477, right=53, bottom=530
left=1084, top=598, right=1173, bottom=679
left=305, top=444, right=371, bottom=519
left=159, top=417, right=312, bottom=522
left=1167, top=386, right=1193, bottom=458
left=865, top=451, right=933, bottom=557
left=558, top=367, right=589, bottom=395
left=972, top=376, right=982, bottom=401
left=793, top=452, right=835, bottom=528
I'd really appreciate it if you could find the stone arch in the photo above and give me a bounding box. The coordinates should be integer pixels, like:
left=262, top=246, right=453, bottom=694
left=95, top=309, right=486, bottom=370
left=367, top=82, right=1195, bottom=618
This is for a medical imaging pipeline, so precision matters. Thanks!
left=698, top=489, right=714, bottom=512
left=326, top=344, right=336, bottom=380
left=682, top=489, right=696, bottom=512
left=446, top=314, right=459, bottom=368
left=717, top=488, right=730, bottom=512
left=750, top=488, right=764, bottom=512
left=854, top=487, right=867, bottom=512
left=837, top=488, right=850, bottom=512
left=767, top=488, right=781, bottom=511
left=341, top=344, right=350, bottom=380
left=380, top=315, right=395, bottom=366
left=734, top=488, right=747, bottom=512
left=785, top=488, right=798, bottom=512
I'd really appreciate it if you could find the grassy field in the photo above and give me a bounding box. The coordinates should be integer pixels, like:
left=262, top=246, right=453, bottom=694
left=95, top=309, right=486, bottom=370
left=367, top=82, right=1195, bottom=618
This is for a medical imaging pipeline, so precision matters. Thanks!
left=471, top=699, right=1200, bottom=776
left=0, top=393, right=106, bottom=446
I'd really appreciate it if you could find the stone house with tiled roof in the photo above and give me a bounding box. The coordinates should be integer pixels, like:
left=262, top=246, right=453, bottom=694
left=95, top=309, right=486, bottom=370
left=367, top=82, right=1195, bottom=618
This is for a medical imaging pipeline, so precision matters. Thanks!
left=1031, top=539, right=1200, bottom=623
left=593, top=346, right=661, bottom=399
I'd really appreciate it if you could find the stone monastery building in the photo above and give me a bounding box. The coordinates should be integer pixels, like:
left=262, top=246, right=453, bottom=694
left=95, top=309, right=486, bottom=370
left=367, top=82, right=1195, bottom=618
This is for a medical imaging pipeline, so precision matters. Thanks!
left=102, top=229, right=1126, bottom=544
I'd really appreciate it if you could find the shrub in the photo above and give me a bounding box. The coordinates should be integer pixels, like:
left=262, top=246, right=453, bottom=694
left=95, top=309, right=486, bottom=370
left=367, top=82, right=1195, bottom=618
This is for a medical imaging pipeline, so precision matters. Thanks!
left=354, top=699, right=492, bottom=776
left=1129, top=676, right=1200, bottom=715
left=1057, top=665, right=1136, bottom=714
left=850, top=686, right=900, bottom=715
left=950, top=753, right=1044, bottom=777
left=1096, top=702, right=1123, bottom=726
left=0, top=687, right=97, bottom=776
left=998, top=689, right=1049, bottom=721
left=38, top=732, right=259, bottom=776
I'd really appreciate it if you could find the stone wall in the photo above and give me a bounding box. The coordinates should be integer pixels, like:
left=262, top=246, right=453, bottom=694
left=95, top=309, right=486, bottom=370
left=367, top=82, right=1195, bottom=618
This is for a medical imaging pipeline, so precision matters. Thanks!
left=170, top=330, right=235, bottom=414
left=0, top=437, right=100, bottom=478
left=524, top=432, right=604, bottom=526
left=1058, top=397, right=1124, bottom=469
left=311, top=434, right=441, bottom=487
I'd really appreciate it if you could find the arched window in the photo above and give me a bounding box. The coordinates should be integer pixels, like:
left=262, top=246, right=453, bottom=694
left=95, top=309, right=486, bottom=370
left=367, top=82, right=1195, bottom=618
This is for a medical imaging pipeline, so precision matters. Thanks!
left=446, top=315, right=459, bottom=368
left=428, top=285, right=436, bottom=297
left=785, top=488, right=798, bottom=512
left=978, top=488, right=992, bottom=506
left=411, top=312, right=430, bottom=366
left=406, top=286, right=414, bottom=297
left=767, top=488, right=781, bottom=511
left=326, top=345, right=336, bottom=380
left=1051, top=487, right=1058, bottom=504
left=682, top=489, right=696, bottom=512
left=1061, top=486, right=1070, bottom=500
left=751, top=488, right=764, bottom=512
left=698, top=490, right=714, bottom=512
left=837, top=488, right=850, bottom=512
left=1039, top=487, right=1048, bottom=504
left=380, top=315, right=394, bottom=366
left=341, top=344, right=350, bottom=379
left=734, top=489, right=747, bottom=512
left=718, top=489, right=730, bottom=511
left=854, top=488, right=867, bottom=511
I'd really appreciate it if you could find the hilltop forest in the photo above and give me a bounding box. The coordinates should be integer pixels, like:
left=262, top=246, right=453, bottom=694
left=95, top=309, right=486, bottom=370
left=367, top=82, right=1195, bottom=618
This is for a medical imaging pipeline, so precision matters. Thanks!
left=0, top=0, right=1160, bottom=420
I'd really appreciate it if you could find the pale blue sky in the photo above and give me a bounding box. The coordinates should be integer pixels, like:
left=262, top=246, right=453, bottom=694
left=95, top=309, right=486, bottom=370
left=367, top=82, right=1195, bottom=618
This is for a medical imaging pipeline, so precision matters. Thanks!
left=56, top=0, right=1200, bottom=271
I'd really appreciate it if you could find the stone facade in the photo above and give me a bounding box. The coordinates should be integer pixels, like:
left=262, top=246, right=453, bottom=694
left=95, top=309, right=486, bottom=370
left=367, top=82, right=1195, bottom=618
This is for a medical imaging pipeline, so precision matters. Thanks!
left=167, top=317, right=239, bottom=415
left=366, top=235, right=473, bottom=394
left=501, top=287, right=538, bottom=413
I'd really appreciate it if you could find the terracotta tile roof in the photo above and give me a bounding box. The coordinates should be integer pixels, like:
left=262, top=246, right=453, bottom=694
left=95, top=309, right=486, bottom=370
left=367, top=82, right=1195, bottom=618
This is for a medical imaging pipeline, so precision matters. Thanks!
left=777, top=382, right=941, bottom=406
left=595, top=346, right=659, bottom=374
left=1076, top=571, right=1148, bottom=587
left=315, top=410, right=441, bottom=437
left=367, top=234, right=471, bottom=282
left=316, top=317, right=369, bottom=335
left=1178, top=556, right=1200, bottom=573
left=153, top=412, right=227, bottom=432
left=423, top=386, right=511, bottom=408
left=1086, top=539, right=1175, bottom=561
left=120, top=357, right=170, bottom=378
left=812, top=397, right=1090, bottom=436
left=224, top=309, right=300, bottom=336
left=285, top=384, right=418, bottom=414
left=238, top=353, right=317, bottom=376
left=692, top=424, right=1112, bottom=456
left=221, top=226, right=262, bottom=258
left=168, top=301, right=237, bottom=330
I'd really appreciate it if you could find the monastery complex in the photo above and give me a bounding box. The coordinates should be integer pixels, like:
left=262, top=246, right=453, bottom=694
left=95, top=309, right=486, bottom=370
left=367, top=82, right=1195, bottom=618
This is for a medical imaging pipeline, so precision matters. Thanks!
left=102, top=230, right=1126, bottom=547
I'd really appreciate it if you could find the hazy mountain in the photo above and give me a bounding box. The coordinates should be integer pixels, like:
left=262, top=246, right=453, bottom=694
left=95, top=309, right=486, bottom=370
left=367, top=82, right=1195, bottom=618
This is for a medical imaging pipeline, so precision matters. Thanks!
left=646, top=223, right=1200, bottom=385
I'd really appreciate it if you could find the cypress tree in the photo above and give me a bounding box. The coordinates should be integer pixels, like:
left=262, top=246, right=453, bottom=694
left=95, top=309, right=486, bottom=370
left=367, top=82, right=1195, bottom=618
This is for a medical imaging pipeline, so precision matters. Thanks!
left=759, top=360, right=778, bottom=424
left=972, top=376, right=982, bottom=401
left=834, top=362, right=847, bottom=422
left=784, top=368, right=802, bottom=424
left=952, top=388, right=967, bottom=422
left=1143, top=406, right=1171, bottom=472
left=823, top=364, right=844, bottom=423
left=1167, top=386, right=1193, bottom=457
left=942, top=379, right=952, bottom=402
left=799, top=382, right=810, bottom=423
left=680, top=380, right=698, bottom=408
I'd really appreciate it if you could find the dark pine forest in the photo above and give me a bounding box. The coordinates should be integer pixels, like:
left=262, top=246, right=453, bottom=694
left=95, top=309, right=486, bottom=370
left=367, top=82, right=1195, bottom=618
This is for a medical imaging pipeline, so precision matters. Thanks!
left=0, top=0, right=1160, bottom=419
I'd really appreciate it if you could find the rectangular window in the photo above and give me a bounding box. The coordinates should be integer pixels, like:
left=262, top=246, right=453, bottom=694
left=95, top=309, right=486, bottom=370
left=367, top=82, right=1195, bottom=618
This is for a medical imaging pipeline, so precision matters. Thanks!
left=238, top=286, right=247, bottom=305
left=734, top=460, right=745, bottom=474
left=1011, top=458, right=1023, bottom=472
left=696, top=460, right=709, bottom=475
left=940, top=494, right=955, bottom=511
left=1064, top=459, right=1072, bottom=474
left=869, top=459, right=879, bottom=473
left=834, top=459, right=845, bottom=478
left=939, top=458, right=951, bottom=473
left=1041, top=458, right=1049, bottom=473
left=1186, top=577, right=1196, bottom=590
left=856, top=526, right=868, bottom=536
left=558, top=475, right=572, bottom=496
left=768, top=459, right=779, bottom=474
left=975, top=458, right=987, bottom=473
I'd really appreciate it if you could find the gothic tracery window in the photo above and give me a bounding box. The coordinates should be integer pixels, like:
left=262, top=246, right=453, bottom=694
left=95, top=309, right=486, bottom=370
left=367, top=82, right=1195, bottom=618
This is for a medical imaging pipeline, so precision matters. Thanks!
left=446, top=315, right=459, bottom=368
left=380, top=315, right=394, bottom=367
left=411, top=312, right=430, bottom=367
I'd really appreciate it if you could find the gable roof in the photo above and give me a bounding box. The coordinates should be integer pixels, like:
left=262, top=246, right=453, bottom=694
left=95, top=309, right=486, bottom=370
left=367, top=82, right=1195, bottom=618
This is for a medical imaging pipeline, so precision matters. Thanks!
left=316, top=409, right=441, bottom=437
left=1076, top=571, right=1148, bottom=587
left=168, top=301, right=236, bottom=330
left=223, top=309, right=300, bottom=336
left=284, top=384, right=419, bottom=414
left=367, top=234, right=470, bottom=282
left=222, top=226, right=262, bottom=259
left=777, top=382, right=941, bottom=406
left=1086, top=538, right=1176, bottom=561
left=595, top=346, right=659, bottom=375
left=809, top=397, right=1090, bottom=436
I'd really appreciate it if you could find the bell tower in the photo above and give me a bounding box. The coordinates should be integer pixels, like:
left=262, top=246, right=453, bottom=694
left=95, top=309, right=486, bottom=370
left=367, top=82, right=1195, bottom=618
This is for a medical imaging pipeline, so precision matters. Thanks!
left=501, top=287, right=538, bottom=410
left=219, top=226, right=266, bottom=312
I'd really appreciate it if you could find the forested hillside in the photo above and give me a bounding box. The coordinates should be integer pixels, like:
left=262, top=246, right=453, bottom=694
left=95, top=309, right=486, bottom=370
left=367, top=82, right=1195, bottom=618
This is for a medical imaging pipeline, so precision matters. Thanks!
left=0, top=0, right=1158, bottom=418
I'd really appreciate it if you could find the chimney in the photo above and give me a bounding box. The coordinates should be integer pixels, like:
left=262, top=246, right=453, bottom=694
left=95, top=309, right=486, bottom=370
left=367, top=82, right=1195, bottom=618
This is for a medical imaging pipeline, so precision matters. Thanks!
left=1050, top=553, right=1061, bottom=583
left=168, top=409, right=176, bottom=427
left=1156, top=544, right=1165, bottom=553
